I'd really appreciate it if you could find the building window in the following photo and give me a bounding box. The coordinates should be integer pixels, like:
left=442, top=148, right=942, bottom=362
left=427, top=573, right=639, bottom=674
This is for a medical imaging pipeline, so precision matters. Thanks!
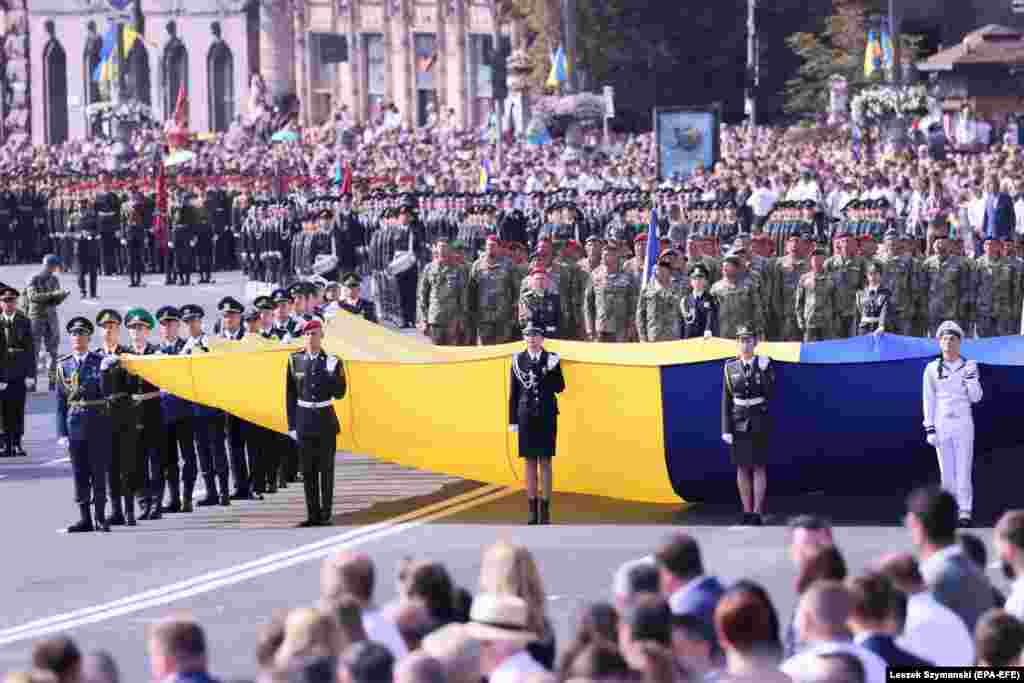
left=44, top=39, right=69, bottom=145
left=414, top=33, right=437, bottom=126
left=363, top=33, right=384, bottom=122
left=208, top=41, right=234, bottom=132
left=162, top=36, right=188, bottom=121
left=466, top=33, right=493, bottom=129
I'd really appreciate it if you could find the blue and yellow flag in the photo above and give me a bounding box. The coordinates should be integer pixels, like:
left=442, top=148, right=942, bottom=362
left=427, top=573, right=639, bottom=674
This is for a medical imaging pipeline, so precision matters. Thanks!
left=92, top=25, right=119, bottom=82
left=546, top=46, right=568, bottom=88
left=864, top=30, right=883, bottom=78
left=879, top=29, right=894, bottom=73
left=478, top=159, right=491, bottom=192
left=640, top=208, right=659, bottom=287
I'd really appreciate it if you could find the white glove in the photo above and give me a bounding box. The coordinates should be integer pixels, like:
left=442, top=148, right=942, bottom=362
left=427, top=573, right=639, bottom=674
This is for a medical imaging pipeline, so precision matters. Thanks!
left=758, top=356, right=770, bottom=370
left=508, top=425, right=518, bottom=433
left=121, top=239, right=127, bottom=246
left=168, top=242, right=174, bottom=248
left=962, top=360, right=978, bottom=382
left=57, top=436, right=69, bottom=449
left=0, top=382, right=7, bottom=391
left=325, top=355, right=338, bottom=373
left=288, top=430, right=298, bottom=441
left=25, top=378, right=35, bottom=389
left=100, top=355, right=119, bottom=371
left=703, top=330, right=712, bottom=339
left=546, top=354, right=559, bottom=371
left=722, top=433, right=733, bottom=445
left=926, top=433, right=937, bottom=447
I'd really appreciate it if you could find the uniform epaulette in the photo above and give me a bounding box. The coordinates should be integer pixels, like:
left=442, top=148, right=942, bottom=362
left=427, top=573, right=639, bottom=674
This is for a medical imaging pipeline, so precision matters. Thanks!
left=57, top=352, right=74, bottom=362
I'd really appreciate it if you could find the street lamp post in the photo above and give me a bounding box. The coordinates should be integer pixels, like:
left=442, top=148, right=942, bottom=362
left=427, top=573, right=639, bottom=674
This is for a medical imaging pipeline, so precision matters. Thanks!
left=745, top=0, right=757, bottom=127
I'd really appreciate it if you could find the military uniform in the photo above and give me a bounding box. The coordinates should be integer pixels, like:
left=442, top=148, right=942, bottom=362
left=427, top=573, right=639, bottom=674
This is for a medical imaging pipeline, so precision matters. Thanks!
left=796, top=267, right=838, bottom=341
left=855, top=286, right=892, bottom=334
left=876, top=249, right=916, bottom=336
left=121, top=308, right=162, bottom=526
left=772, top=255, right=808, bottom=341
left=823, top=251, right=864, bottom=338
left=972, top=252, right=1016, bottom=337
left=710, top=270, right=763, bottom=340
left=93, top=309, right=136, bottom=525
left=519, top=281, right=561, bottom=338
left=417, top=257, right=469, bottom=346
left=468, top=252, right=516, bottom=344
left=923, top=252, right=970, bottom=338
left=0, top=287, right=34, bottom=456
left=25, top=258, right=68, bottom=388
left=584, top=265, right=638, bottom=342
left=722, top=349, right=775, bottom=468
left=636, top=276, right=682, bottom=342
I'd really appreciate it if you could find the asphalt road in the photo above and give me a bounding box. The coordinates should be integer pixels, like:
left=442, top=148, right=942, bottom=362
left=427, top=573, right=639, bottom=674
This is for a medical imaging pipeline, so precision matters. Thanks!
left=0, top=264, right=1015, bottom=680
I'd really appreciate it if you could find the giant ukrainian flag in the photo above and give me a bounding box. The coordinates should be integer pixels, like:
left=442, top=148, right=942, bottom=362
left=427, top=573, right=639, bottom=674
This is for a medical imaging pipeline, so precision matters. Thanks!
left=123, top=320, right=1024, bottom=504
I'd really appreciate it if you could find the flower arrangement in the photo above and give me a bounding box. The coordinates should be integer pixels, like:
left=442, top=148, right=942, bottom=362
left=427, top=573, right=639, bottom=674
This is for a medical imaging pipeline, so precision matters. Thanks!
left=85, top=101, right=158, bottom=131
left=850, top=84, right=928, bottom=127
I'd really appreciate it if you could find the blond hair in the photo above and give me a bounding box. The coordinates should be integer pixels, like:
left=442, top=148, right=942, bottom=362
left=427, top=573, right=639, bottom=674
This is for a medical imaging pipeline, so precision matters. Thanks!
left=478, top=540, right=547, bottom=636
left=273, top=608, right=342, bottom=669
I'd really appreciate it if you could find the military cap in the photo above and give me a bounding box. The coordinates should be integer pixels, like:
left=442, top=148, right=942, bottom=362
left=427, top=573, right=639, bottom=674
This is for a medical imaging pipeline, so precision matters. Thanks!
left=811, top=246, right=827, bottom=257
left=242, top=307, right=260, bottom=322
left=735, top=324, right=756, bottom=339
left=96, top=308, right=123, bottom=326
left=936, top=320, right=964, bottom=339
left=883, top=229, right=900, bottom=240
left=342, top=273, right=363, bottom=288
left=299, top=317, right=323, bottom=334
left=180, top=304, right=205, bottom=321
left=585, top=234, right=606, bottom=244
left=309, top=276, right=328, bottom=290
left=522, top=321, right=545, bottom=336
left=722, top=253, right=742, bottom=266
left=324, top=280, right=341, bottom=291
left=689, top=264, right=710, bottom=279
left=67, top=316, right=95, bottom=336
left=253, top=295, right=274, bottom=311
left=124, top=307, right=155, bottom=329
left=866, top=261, right=883, bottom=274
left=218, top=297, right=244, bottom=315
left=271, top=288, right=291, bottom=304
left=0, top=284, right=18, bottom=300
left=155, top=306, right=181, bottom=323
left=43, top=254, right=62, bottom=267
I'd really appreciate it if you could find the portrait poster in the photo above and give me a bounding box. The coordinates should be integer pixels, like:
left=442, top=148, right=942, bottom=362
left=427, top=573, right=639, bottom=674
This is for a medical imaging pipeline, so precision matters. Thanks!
left=654, top=106, right=720, bottom=179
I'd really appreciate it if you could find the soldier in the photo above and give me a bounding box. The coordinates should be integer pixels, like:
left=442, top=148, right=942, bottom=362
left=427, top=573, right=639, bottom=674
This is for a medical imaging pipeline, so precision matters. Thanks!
left=93, top=309, right=134, bottom=525
left=167, top=192, right=195, bottom=286
left=773, top=234, right=808, bottom=341
left=417, top=240, right=468, bottom=346
left=216, top=297, right=253, bottom=499
left=584, top=246, right=638, bottom=342
left=508, top=321, right=565, bottom=525
left=467, top=236, right=516, bottom=345
left=94, top=176, right=121, bottom=275
left=179, top=304, right=225, bottom=508
left=796, top=247, right=838, bottom=341
left=55, top=316, right=117, bottom=533
left=148, top=307, right=189, bottom=520
left=0, top=285, right=34, bottom=457
left=875, top=230, right=916, bottom=336
left=681, top=263, right=719, bottom=339
left=122, top=188, right=148, bottom=287
left=76, top=202, right=101, bottom=300
left=721, top=325, right=775, bottom=526
left=824, top=231, right=865, bottom=338
left=23, top=256, right=66, bottom=393
left=855, top=262, right=892, bottom=335
left=711, top=252, right=763, bottom=339
left=636, top=254, right=682, bottom=342
left=923, top=236, right=971, bottom=338
left=285, top=317, right=346, bottom=527
left=519, top=267, right=561, bottom=338
left=973, top=237, right=1016, bottom=337
left=334, top=274, right=378, bottom=323
left=122, top=307, right=162, bottom=526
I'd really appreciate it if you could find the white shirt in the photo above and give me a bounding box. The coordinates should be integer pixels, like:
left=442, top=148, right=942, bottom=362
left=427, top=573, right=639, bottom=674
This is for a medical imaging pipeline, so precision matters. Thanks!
left=897, top=591, right=975, bottom=666
left=489, top=649, right=546, bottom=683
left=362, top=607, right=408, bottom=659
left=922, top=357, right=983, bottom=433
left=781, top=640, right=888, bottom=683
left=786, top=181, right=822, bottom=205
left=747, top=187, right=778, bottom=217
left=1004, top=577, right=1024, bottom=621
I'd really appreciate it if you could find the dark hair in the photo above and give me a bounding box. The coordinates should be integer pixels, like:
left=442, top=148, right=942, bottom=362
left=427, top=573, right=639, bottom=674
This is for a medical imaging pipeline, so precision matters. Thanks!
left=997, top=510, right=1024, bottom=550
left=959, top=532, right=988, bottom=570
left=407, top=562, right=457, bottom=625
left=714, top=586, right=779, bottom=658
left=286, top=655, right=338, bottom=683
left=796, top=545, right=848, bottom=595
left=729, top=579, right=782, bottom=659
left=814, top=652, right=865, bottom=683
left=147, top=618, right=208, bottom=661
left=976, top=609, right=1024, bottom=666
left=32, top=637, right=82, bottom=682
left=907, top=486, right=958, bottom=545
left=627, top=594, right=672, bottom=647
left=877, top=553, right=925, bottom=593
left=654, top=533, right=703, bottom=580
left=566, top=643, right=631, bottom=680
left=628, top=563, right=661, bottom=596
left=342, top=641, right=394, bottom=683
left=847, top=573, right=899, bottom=624
left=789, top=514, right=832, bottom=533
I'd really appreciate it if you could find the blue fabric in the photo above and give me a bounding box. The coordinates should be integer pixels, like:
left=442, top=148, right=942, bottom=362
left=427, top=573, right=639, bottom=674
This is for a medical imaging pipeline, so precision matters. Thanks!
left=797, top=333, right=1024, bottom=366
left=660, top=357, right=1024, bottom=502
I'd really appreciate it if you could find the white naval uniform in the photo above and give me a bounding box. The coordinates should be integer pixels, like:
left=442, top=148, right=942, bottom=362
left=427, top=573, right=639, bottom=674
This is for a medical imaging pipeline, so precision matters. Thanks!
left=922, top=356, right=983, bottom=517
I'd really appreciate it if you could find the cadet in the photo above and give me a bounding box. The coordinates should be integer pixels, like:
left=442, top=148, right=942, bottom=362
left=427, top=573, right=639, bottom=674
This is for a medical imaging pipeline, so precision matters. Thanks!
left=681, top=264, right=719, bottom=339
left=973, top=237, right=1016, bottom=337
left=772, top=234, right=808, bottom=341
left=417, top=240, right=468, bottom=346
left=56, top=317, right=117, bottom=533
left=180, top=304, right=224, bottom=508
left=0, top=285, right=34, bottom=456
left=25, top=254, right=70, bottom=389
left=824, top=231, right=865, bottom=338
left=123, top=307, right=162, bottom=525
left=468, top=236, right=516, bottom=345
left=94, top=309, right=133, bottom=525
left=216, top=297, right=252, bottom=499
left=334, top=274, right=378, bottom=323
left=923, top=236, right=970, bottom=338
left=149, top=307, right=190, bottom=520
left=875, top=230, right=916, bottom=336
left=285, top=318, right=347, bottom=527
left=855, top=262, right=892, bottom=335
left=508, top=321, right=566, bottom=525
left=721, top=325, right=775, bottom=526
left=584, top=246, right=638, bottom=342
left=711, top=252, right=763, bottom=339
left=636, top=254, right=682, bottom=342
left=242, top=307, right=272, bottom=495
left=519, top=267, right=561, bottom=338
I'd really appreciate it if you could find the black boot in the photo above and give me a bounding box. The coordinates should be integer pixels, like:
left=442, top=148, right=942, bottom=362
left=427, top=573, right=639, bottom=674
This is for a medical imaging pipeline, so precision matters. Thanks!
left=319, top=468, right=333, bottom=526
left=11, top=435, right=25, bottom=457
left=149, top=499, right=163, bottom=520
left=124, top=495, right=136, bottom=526
left=108, top=496, right=126, bottom=526
left=539, top=499, right=551, bottom=525
left=219, top=473, right=231, bottom=505
left=94, top=501, right=110, bottom=532
left=197, top=475, right=219, bottom=506
left=67, top=504, right=94, bottom=533
left=138, top=497, right=153, bottom=520
left=528, top=498, right=539, bottom=525
left=0, top=435, right=8, bottom=457
left=298, top=475, right=320, bottom=527
left=164, top=479, right=182, bottom=513
left=182, top=480, right=194, bottom=512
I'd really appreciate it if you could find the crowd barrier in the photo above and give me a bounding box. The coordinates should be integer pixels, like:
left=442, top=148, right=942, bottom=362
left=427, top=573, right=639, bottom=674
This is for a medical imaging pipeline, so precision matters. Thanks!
left=122, top=320, right=1024, bottom=504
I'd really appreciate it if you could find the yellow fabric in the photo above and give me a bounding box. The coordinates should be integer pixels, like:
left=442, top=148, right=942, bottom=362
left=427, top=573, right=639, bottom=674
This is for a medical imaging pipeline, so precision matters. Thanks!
left=121, top=313, right=798, bottom=503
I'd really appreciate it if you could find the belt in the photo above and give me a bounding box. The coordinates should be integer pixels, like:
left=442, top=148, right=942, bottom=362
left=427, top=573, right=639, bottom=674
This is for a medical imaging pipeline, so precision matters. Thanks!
left=133, top=391, right=161, bottom=402
left=297, top=399, right=333, bottom=409
left=98, top=211, right=116, bottom=216
left=860, top=316, right=880, bottom=323
left=733, top=397, right=765, bottom=407
left=70, top=400, right=108, bottom=408
left=107, top=392, right=129, bottom=401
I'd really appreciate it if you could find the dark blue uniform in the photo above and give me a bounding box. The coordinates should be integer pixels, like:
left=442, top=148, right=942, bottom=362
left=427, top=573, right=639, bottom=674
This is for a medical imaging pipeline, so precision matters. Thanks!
left=124, top=341, right=165, bottom=522
left=151, top=337, right=195, bottom=518
left=0, top=309, right=35, bottom=456
left=337, top=298, right=378, bottom=323
left=682, top=291, right=720, bottom=339
left=182, top=334, right=228, bottom=506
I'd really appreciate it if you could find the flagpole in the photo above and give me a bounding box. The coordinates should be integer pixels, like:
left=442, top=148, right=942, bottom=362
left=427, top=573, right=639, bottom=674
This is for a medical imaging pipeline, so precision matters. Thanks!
left=889, top=0, right=901, bottom=83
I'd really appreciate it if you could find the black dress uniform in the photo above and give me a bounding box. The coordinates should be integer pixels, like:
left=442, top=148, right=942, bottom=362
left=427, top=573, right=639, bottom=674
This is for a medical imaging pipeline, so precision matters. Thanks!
left=681, top=289, right=720, bottom=339
left=75, top=209, right=101, bottom=299
left=855, top=286, right=892, bottom=335
left=721, top=341, right=776, bottom=469
left=122, top=308, right=163, bottom=525
left=285, top=328, right=347, bottom=526
left=94, top=309, right=134, bottom=525
left=0, top=286, right=35, bottom=456
left=509, top=345, right=566, bottom=459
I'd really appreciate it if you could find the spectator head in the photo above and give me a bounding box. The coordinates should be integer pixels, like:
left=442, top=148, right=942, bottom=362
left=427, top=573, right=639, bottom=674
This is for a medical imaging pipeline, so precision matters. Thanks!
left=975, top=609, right=1024, bottom=666
left=618, top=593, right=671, bottom=670
left=465, top=593, right=537, bottom=675
left=789, top=515, right=834, bottom=567
left=320, top=551, right=375, bottom=608
left=670, top=613, right=713, bottom=677
left=806, top=652, right=865, bottom=683
left=565, top=643, right=630, bottom=680
left=612, top=557, right=659, bottom=615
left=339, top=642, right=394, bottom=683
left=323, top=595, right=368, bottom=650
left=714, top=584, right=780, bottom=662
left=284, top=655, right=338, bottom=683
left=845, top=573, right=902, bottom=636
left=255, top=612, right=288, bottom=673
left=406, top=561, right=457, bottom=626
left=3, top=672, right=58, bottom=683
left=394, top=597, right=434, bottom=651
left=795, top=580, right=852, bottom=644
left=572, top=602, right=620, bottom=649
left=146, top=616, right=209, bottom=680
left=31, top=637, right=82, bottom=683
left=479, top=540, right=547, bottom=636
left=80, top=652, right=118, bottom=683
left=906, top=486, right=958, bottom=551
left=796, top=545, right=848, bottom=596
left=959, top=532, right=988, bottom=571
left=421, top=623, right=481, bottom=683
left=394, top=653, right=446, bottom=683
left=995, top=510, right=1024, bottom=581
left=273, top=608, right=342, bottom=669
left=875, top=552, right=926, bottom=595
left=654, top=533, right=704, bottom=596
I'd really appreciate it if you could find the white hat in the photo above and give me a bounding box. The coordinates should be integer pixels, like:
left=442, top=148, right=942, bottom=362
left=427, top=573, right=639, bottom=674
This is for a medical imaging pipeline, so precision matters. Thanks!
left=464, top=594, right=537, bottom=643
left=936, top=320, right=964, bottom=339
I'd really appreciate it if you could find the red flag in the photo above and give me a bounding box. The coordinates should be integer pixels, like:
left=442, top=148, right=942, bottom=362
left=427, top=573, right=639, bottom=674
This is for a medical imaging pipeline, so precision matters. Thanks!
left=174, top=84, right=188, bottom=129
left=341, top=162, right=352, bottom=194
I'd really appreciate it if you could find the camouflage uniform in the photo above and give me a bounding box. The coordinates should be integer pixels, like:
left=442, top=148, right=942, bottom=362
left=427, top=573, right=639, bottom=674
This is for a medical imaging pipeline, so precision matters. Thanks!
left=748, top=254, right=775, bottom=337
left=710, top=277, right=763, bottom=339
left=417, top=260, right=469, bottom=346
left=911, top=253, right=930, bottom=337
left=922, top=253, right=970, bottom=337
left=772, top=256, right=807, bottom=342
left=875, top=253, right=915, bottom=335
left=467, top=258, right=516, bottom=345
left=557, top=257, right=586, bottom=340
left=584, top=266, right=639, bottom=342
left=823, top=254, right=864, bottom=338
left=795, top=270, right=838, bottom=341
left=25, top=268, right=68, bottom=387
left=636, top=280, right=682, bottom=342
left=972, top=255, right=1016, bottom=337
